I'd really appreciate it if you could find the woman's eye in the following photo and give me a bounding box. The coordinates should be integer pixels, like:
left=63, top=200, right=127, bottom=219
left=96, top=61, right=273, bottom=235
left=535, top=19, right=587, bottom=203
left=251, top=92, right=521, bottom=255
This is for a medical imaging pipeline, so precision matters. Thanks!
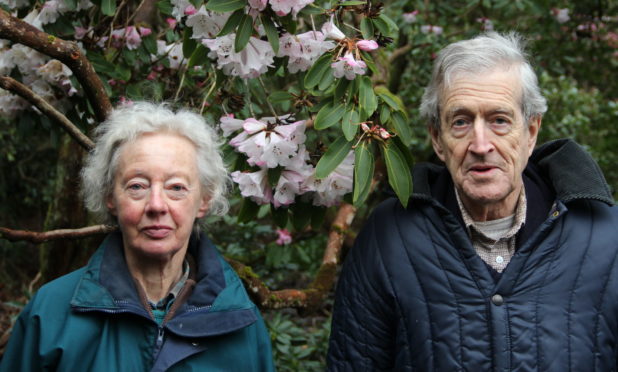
left=171, top=185, right=186, bottom=192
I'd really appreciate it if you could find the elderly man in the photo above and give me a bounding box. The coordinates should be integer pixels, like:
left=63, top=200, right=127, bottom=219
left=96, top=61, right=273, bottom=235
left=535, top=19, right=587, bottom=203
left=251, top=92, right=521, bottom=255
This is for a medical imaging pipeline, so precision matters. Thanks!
left=327, top=32, right=618, bottom=371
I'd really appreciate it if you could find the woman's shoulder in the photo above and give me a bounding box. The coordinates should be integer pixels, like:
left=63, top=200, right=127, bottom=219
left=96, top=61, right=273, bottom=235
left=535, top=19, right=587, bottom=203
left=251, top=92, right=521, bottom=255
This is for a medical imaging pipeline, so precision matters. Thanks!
left=27, top=267, right=87, bottom=316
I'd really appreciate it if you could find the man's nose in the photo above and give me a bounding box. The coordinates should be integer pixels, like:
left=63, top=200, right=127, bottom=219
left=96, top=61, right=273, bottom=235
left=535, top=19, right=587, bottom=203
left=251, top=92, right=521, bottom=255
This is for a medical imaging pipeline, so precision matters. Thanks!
left=145, top=186, right=168, bottom=214
left=468, top=120, right=494, bottom=155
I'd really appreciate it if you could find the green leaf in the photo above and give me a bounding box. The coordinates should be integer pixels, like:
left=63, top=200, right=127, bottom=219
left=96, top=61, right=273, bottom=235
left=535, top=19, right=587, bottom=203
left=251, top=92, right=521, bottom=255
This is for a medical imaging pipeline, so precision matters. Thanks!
left=235, top=14, right=254, bottom=53
left=291, top=201, right=312, bottom=231
left=156, top=0, right=173, bottom=15
left=268, top=91, right=294, bottom=104
left=204, top=0, right=245, bottom=12
left=360, top=18, right=374, bottom=39
left=142, top=35, right=158, bottom=55
left=268, top=167, right=283, bottom=188
left=339, top=0, right=365, bottom=5
left=314, top=102, right=346, bottom=130
left=377, top=14, right=399, bottom=36
left=382, top=142, right=412, bottom=207
left=390, top=111, right=412, bottom=145
left=237, top=198, right=260, bottom=223
left=358, top=76, right=377, bottom=120
left=318, top=68, right=335, bottom=91
left=310, top=206, right=327, bottom=230
left=304, top=53, right=333, bottom=89
left=375, top=86, right=405, bottom=111
left=63, top=0, right=77, bottom=11
left=360, top=50, right=378, bottom=75
left=342, top=106, right=359, bottom=141
left=379, top=104, right=391, bottom=123
left=315, top=137, right=353, bottom=179
left=261, top=15, right=280, bottom=54
left=188, top=44, right=208, bottom=68
left=334, top=78, right=349, bottom=101
left=101, top=0, right=116, bottom=16
left=182, top=27, right=197, bottom=58
left=353, top=141, right=375, bottom=205
left=270, top=205, right=289, bottom=228
left=218, top=9, right=244, bottom=36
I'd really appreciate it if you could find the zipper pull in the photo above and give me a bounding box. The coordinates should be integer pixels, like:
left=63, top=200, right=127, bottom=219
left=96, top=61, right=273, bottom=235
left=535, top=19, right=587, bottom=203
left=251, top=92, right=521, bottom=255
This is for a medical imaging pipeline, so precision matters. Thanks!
left=156, top=326, right=164, bottom=348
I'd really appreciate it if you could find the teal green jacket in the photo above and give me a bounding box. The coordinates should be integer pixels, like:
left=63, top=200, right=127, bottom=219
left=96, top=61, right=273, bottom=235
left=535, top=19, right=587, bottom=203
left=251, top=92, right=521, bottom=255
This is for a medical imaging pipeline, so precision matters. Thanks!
left=0, top=232, right=275, bottom=372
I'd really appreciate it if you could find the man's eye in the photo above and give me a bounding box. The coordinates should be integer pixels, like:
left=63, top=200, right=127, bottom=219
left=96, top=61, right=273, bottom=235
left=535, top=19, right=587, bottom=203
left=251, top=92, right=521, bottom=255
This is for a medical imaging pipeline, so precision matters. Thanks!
left=453, top=119, right=468, bottom=127
left=495, top=117, right=509, bottom=125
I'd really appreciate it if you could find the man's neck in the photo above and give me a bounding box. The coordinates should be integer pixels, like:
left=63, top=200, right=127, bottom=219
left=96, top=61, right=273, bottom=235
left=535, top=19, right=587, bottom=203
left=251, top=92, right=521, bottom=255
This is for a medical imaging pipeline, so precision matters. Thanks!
left=457, top=185, right=523, bottom=222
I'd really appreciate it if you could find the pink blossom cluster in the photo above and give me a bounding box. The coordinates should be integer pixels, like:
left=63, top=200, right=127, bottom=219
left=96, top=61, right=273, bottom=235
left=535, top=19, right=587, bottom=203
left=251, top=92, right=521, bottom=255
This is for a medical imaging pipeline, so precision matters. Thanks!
left=223, top=115, right=354, bottom=207
left=203, top=35, right=275, bottom=79
left=551, top=8, right=570, bottom=24
left=402, top=10, right=419, bottom=24
left=420, top=25, right=443, bottom=35
left=278, top=31, right=336, bottom=73
left=247, top=0, right=313, bottom=17
left=97, top=26, right=152, bottom=50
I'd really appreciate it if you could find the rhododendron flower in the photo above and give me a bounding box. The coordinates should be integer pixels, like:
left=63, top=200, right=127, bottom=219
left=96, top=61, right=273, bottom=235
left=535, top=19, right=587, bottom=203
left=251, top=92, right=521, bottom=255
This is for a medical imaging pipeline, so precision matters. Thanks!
left=0, top=90, right=27, bottom=117
left=551, top=8, right=570, bottom=24
left=123, top=26, right=142, bottom=50
left=477, top=18, right=494, bottom=31
left=74, top=26, right=90, bottom=40
left=273, top=170, right=305, bottom=207
left=36, top=60, right=72, bottom=84
left=0, top=0, right=30, bottom=10
left=231, top=169, right=273, bottom=205
left=420, top=25, right=443, bottom=35
left=184, top=4, right=197, bottom=15
left=269, top=0, right=314, bottom=17
left=171, top=0, right=193, bottom=20
left=37, top=0, right=65, bottom=25
left=321, top=16, right=346, bottom=40
left=155, top=40, right=186, bottom=69
left=138, top=27, right=152, bottom=37
left=166, top=17, right=178, bottom=29
left=9, top=45, right=47, bottom=75
left=356, top=39, right=379, bottom=51
left=186, top=7, right=229, bottom=39
left=275, top=229, right=292, bottom=245
left=278, top=31, right=335, bottom=73
left=203, top=34, right=275, bottom=78
left=331, top=53, right=367, bottom=80
left=302, top=151, right=354, bottom=207
left=219, top=114, right=245, bottom=137
left=402, top=11, right=419, bottom=24
left=249, top=0, right=267, bottom=11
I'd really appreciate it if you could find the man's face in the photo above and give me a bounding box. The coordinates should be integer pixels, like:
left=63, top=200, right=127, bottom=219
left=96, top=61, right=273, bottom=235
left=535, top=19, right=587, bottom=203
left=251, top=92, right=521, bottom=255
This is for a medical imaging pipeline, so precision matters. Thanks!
left=430, top=67, right=541, bottom=220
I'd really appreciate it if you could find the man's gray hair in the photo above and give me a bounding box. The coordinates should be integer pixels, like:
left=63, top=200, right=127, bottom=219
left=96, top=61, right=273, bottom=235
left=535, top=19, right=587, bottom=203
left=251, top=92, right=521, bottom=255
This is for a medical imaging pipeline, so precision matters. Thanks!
left=81, top=102, right=230, bottom=224
left=420, top=31, right=547, bottom=131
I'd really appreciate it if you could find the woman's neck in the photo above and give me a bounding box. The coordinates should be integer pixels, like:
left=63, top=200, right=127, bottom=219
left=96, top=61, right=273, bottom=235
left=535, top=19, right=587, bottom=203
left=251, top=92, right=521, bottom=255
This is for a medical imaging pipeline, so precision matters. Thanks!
left=124, top=249, right=186, bottom=302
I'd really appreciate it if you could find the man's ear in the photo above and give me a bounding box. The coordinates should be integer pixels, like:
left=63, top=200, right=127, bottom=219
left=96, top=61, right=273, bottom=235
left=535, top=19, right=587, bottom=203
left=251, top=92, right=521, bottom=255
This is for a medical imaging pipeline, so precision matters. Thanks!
left=527, top=115, right=542, bottom=156
left=429, top=125, right=446, bottom=162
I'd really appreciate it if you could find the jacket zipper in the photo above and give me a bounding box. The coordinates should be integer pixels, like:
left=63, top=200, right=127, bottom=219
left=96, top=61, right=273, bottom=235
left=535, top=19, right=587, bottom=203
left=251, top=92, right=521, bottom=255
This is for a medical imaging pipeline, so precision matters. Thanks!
left=153, top=325, right=165, bottom=358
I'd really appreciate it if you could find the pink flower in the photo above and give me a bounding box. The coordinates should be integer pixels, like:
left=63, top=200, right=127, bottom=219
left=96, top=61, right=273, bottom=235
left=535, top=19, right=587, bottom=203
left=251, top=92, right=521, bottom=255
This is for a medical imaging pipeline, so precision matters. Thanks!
left=146, top=71, right=157, bottom=80
left=118, top=96, right=133, bottom=106
left=278, top=31, right=336, bottom=73
left=302, top=151, right=354, bottom=207
left=184, top=4, right=197, bottom=15
left=203, top=34, right=275, bottom=79
left=166, top=17, right=177, bottom=29
left=476, top=18, right=494, bottom=31
left=420, top=25, right=443, bottom=35
left=269, top=0, right=314, bottom=17
left=551, top=8, right=570, bottom=24
left=249, top=0, right=267, bottom=11
left=356, top=39, right=379, bottom=51
left=231, top=169, right=273, bottom=205
left=275, top=228, right=292, bottom=245
left=331, top=53, right=367, bottom=80
left=74, top=26, right=89, bottom=40
left=123, top=26, right=142, bottom=50
left=138, top=27, right=152, bottom=37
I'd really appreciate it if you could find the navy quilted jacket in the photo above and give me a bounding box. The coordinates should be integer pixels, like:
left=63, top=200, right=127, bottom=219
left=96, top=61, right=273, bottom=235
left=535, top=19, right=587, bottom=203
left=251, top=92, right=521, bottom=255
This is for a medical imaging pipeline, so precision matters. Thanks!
left=327, top=139, right=618, bottom=371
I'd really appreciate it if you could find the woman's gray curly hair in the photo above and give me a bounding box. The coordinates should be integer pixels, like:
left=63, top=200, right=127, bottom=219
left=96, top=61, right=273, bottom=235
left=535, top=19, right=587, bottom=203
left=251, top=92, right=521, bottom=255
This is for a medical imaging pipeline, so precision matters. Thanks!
left=80, top=102, right=230, bottom=225
left=420, top=31, right=547, bottom=132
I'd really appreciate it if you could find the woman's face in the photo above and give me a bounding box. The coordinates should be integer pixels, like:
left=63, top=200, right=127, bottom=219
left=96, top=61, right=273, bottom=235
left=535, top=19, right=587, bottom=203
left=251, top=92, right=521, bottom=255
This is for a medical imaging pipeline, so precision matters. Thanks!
left=106, top=132, right=208, bottom=260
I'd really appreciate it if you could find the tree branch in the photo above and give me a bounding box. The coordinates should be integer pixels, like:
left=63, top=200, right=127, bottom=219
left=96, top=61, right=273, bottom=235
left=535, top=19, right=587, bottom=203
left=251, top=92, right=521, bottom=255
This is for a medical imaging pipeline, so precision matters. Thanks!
left=0, top=76, right=95, bottom=151
left=0, top=9, right=112, bottom=122
left=0, top=225, right=116, bottom=243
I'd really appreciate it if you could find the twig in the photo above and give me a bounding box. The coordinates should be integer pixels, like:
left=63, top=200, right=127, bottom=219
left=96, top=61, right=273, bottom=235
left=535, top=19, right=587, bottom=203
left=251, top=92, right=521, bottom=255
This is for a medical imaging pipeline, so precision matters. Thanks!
left=0, top=9, right=112, bottom=122
left=200, top=76, right=217, bottom=115
left=0, top=225, right=116, bottom=243
left=0, top=76, right=95, bottom=151
left=257, top=76, right=279, bottom=121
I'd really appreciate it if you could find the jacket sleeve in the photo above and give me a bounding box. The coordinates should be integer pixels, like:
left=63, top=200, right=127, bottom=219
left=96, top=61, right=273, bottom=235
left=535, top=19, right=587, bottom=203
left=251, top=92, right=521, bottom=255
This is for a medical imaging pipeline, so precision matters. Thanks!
left=0, top=294, right=58, bottom=372
left=253, top=308, right=276, bottom=372
left=327, top=202, right=398, bottom=371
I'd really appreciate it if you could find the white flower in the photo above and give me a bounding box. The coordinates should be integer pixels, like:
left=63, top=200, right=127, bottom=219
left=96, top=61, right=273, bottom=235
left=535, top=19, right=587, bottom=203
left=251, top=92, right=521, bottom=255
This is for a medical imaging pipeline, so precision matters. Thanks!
left=23, top=9, right=43, bottom=30
left=219, top=115, right=245, bottom=137
left=476, top=18, right=494, bottom=31
left=331, top=52, right=367, bottom=80
left=302, top=151, right=354, bottom=207
left=36, top=59, right=72, bottom=84
left=249, top=0, right=267, bottom=11
left=420, top=25, right=443, bottom=35
left=155, top=40, right=185, bottom=69
left=269, top=0, right=314, bottom=17
left=0, top=90, right=27, bottom=117
left=231, top=168, right=273, bottom=205
left=402, top=11, right=418, bottom=24
left=171, top=0, right=193, bottom=20
left=0, top=47, right=15, bottom=75
left=10, top=44, right=48, bottom=75
left=278, top=31, right=335, bottom=73
left=321, top=16, right=345, bottom=40
left=0, top=0, right=29, bottom=9
left=186, top=7, right=229, bottom=39
left=552, top=8, right=570, bottom=24
left=76, top=0, right=94, bottom=10
left=37, top=0, right=67, bottom=25
left=203, top=34, right=275, bottom=79
left=273, top=170, right=305, bottom=207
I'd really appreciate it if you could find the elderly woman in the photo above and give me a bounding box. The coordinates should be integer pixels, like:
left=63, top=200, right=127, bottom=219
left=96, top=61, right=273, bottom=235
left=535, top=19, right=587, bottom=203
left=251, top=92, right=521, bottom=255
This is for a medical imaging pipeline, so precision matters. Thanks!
left=0, top=102, right=275, bottom=371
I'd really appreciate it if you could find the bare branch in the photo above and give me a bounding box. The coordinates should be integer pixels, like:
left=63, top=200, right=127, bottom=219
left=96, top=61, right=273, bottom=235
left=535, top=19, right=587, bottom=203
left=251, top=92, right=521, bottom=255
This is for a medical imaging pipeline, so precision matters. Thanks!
left=0, top=76, right=95, bottom=151
left=0, top=9, right=112, bottom=122
left=0, top=225, right=116, bottom=243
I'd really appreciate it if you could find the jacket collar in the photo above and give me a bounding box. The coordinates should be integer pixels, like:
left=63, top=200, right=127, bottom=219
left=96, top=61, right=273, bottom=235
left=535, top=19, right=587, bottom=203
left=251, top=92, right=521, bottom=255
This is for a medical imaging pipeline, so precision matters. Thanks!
left=70, top=231, right=257, bottom=337
left=412, top=138, right=614, bottom=206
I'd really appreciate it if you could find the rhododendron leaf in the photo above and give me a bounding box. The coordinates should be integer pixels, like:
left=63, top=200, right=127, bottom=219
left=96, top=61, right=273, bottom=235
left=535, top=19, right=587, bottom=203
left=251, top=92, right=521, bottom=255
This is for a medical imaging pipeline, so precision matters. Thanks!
left=311, top=207, right=327, bottom=230
left=268, top=91, right=294, bottom=104
left=268, top=167, right=283, bottom=188
left=359, top=76, right=377, bottom=120
left=304, top=53, right=333, bottom=89
left=318, top=69, right=335, bottom=91
left=156, top=0, right=173, bottom=15
left=270, top=205, right=289, bottom=228
left=390, top=111, right=412, bottom=146
left=218, top=9, right=244, bottom=37
left=315, top=137, right=353, bottom=179
left=383, top=142, right=412, bottom=208
left=204, top=0, right=246, bottom=12
left=182, top=27, right=197, bottom=58
left=334, top=78, right=349, bottom=101
left=380, top=105, right=391, bottom=123
left=340, top=0, right=366, bottom=5
left=393, top=136, right=415, bottom=166
left=375, top=86, right=404, bottom=111
left=291, top=202, right=312, bottom=231
left=377, top=14, right=399, bottom=36
left=64, top=0, right=77, bottom=11
left=314, top=102, right=345, bottom=130
left=360, top=51, right=378, bottom=75
left=360, top=18, right=374, bottom=40
left=261, top=15, right=280, bottom=54
left=101, top=0, right=116, bottom=15
left=353, top=141, right=374, bottom=206
left=342, top=107, right=359, bottom=141
left=235, top=14, right=254, bottom=52
left=188, top=44, right=209, bottom=68
left=237, top=198, right=260, bottom=223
